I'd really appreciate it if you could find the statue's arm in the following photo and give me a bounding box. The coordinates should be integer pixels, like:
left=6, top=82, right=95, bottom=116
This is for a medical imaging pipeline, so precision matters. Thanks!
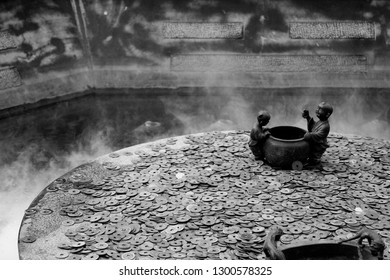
left=307, top=117, right=315, bottom=131
left=304, top=123, right=329, bottom=142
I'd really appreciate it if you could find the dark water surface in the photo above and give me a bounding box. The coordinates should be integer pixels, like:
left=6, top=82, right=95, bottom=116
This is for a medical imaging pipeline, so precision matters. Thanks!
left=0, top=88, right=389, bottom=259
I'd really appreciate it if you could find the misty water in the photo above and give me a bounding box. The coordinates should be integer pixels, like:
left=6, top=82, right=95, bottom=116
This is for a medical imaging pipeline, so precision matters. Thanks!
left=1, top=88, right=389, bottom=259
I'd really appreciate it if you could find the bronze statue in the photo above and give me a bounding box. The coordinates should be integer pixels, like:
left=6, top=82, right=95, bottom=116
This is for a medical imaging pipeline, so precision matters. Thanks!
left=262, top=226, right=286, bottom=260
left=248, top=110, right=271, bottom=160
left=338, top=227, right=385, bottom=260
left=302, top=102, right=333, bottom=167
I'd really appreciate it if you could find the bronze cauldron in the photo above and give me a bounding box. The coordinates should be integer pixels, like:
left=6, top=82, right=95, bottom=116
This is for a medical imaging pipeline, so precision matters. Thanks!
left=263, top=227, right=381, bottom=260
left=268, top=240, right=379, bottom=260
left=263, top=126, right=310, bottom=169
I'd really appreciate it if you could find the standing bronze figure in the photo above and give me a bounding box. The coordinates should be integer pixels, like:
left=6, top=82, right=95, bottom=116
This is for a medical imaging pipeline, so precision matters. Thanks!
left=248, top=110, right=271, bottom=161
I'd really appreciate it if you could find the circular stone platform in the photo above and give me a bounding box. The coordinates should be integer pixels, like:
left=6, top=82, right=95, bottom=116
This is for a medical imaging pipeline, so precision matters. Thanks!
left=18, top=131, right=390, bottom=260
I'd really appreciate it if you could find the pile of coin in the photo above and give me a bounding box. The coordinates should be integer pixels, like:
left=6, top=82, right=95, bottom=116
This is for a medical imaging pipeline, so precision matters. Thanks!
left=22, top=131, right=390, bottom=260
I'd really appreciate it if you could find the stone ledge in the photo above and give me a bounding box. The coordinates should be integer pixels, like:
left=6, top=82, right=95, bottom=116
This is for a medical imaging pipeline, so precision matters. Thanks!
left=2, top=66, right=390, bottom=113
left=170, top=54, right=368, bottom=73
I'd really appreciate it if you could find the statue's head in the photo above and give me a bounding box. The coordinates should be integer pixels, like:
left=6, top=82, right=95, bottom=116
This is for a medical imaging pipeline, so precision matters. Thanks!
left=257, top=110, right=271, bottom=126
left=316, top=102, right=333, bottom=121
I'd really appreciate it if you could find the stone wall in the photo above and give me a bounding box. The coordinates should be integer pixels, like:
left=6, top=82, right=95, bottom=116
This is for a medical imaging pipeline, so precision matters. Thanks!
left=0, top=0, right=89, bottom=110
left=1, top=0, right=390, bottom=111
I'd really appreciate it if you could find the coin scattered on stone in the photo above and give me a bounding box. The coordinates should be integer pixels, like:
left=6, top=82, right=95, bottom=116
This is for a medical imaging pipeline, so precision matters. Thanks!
left=21, top=236, right=37, bottom=243
left=41, top=209, right=53, bottom=215
left=25, top=208, right=38, bottom=215
left=62, top=220, right=75, bottom=226
left=122, top=252, right=136, bottom=260
left=55, top=252, right=70, bottom=259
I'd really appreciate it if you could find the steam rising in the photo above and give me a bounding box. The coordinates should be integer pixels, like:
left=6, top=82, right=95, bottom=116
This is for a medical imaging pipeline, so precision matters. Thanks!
left=1, top=88, right=389, bottom=259
left=0, top=130, right=112, bottom=259
left=162, top=88, right=390, bottom=139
